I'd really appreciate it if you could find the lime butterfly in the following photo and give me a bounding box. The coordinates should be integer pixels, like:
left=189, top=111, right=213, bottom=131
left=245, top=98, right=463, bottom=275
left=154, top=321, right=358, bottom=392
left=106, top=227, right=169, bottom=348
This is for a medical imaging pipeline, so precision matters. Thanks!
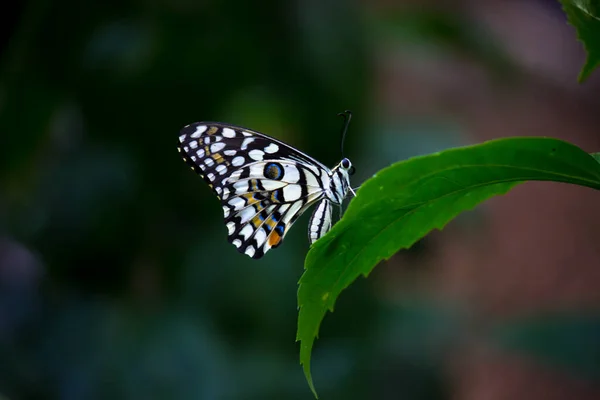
left=177, top=112, right=355, bottom=258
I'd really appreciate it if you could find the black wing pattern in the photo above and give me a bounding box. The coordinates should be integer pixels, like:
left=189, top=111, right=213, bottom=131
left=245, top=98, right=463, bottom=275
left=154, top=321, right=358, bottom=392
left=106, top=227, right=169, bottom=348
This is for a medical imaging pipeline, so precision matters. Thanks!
left=177, top=122, right=330, bottom=258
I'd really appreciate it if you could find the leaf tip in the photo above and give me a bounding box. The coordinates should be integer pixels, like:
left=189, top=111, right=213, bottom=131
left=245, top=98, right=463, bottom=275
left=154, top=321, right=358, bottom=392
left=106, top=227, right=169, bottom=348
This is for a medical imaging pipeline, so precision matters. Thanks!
left=578, top=57, right=600, bottom=83
left=300, top=349, right=319, bottom=398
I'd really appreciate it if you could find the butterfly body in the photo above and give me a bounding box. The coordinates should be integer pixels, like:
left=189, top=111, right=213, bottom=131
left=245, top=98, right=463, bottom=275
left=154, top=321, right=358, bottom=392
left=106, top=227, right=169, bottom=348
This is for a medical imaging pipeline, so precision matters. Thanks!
left=178, top=122, right=353, bottom=258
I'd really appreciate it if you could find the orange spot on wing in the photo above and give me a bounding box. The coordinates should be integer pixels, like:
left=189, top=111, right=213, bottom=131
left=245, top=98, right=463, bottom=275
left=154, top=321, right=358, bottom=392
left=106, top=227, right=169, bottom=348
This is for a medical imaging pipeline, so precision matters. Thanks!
left=268, top=230, right=281, bottom=247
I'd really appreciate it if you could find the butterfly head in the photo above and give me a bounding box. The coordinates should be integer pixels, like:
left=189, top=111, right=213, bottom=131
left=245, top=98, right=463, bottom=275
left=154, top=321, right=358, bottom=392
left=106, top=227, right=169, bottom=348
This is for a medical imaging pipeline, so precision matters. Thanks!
left=328, top=157, right=354, bottom=204
left=340, top=157, right=356, bottom=176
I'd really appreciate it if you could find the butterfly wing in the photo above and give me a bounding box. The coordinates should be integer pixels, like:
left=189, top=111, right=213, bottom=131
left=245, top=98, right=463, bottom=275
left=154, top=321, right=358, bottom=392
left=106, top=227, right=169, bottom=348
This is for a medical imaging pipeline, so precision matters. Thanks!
left=178, top=122, right=330, bottom=258
left=308, top=199, right=333, bottom=245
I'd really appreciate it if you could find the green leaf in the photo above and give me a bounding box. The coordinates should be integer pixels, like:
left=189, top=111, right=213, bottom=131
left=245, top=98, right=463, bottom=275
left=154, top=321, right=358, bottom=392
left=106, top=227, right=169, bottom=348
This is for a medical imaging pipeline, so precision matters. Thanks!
left=298, top=137, right=600, bottom=397
left=559, top=0, right=600, bottom=82
left=494, top=313, right=600, bottom=379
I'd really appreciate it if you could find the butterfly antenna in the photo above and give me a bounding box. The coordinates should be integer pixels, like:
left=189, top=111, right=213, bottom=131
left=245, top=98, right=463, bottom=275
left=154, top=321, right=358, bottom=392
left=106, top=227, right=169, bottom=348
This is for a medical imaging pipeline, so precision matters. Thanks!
left=337, top=110, right=352, bottom=158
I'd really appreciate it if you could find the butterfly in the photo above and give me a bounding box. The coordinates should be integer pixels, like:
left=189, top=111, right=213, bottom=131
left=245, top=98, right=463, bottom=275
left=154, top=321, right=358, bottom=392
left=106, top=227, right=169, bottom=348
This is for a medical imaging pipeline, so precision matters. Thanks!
left=177, top=112, right=355, bottom=259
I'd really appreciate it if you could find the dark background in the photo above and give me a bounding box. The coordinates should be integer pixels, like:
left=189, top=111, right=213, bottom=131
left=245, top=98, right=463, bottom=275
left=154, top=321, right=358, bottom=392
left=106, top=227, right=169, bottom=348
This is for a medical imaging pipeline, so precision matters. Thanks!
left=1, top=0, right=600, bottom=399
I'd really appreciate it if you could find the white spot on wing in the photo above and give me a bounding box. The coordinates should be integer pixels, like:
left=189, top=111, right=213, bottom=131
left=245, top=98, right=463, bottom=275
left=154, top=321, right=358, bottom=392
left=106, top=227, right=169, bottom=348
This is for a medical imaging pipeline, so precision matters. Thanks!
left=224, top=150, right=236, bottom=156
left=232, top=239, right=242, bottom=248
left=240, top=224, right=253, bottom=240
left=233, top=180, right=249, bottom=194
left=223, top=206, right=231, bottom=218
left=189, top=141, right=198, bottom=149
left=178, top=134, right=187, bottom=142
left=205, top=158, right=215, bottom=167
left=241, top=138, right=254, bottom=150
left=261, top=180, right=286, bottom=190
left=283, top=185, right=302, bottom=201
left=190, top=125, right=207, bottom=138
left=207, top=173, right=215, bottom=181
left=248, top=149, right=264, bottom=161
left=283, top=201, right=303, bottom=224
left=249, top=164, right=265, bottom=177
left=222, top=128, right=236, bottom=138
left=245, top=246, right=256, bottom=257
left=216, top=164, right=227, bottom=175
left=238, top=207, right=256, bottom=223
left=211, top=142, right=226, bottom=153
left=264, top=143, right=279, bottom=153
left=283, top=164, right=300, bottom=183
left=227, top=222, right=235, bottom=235
left=229, top=197, right=245, bottom=210
left=196, top=148, right=205, bottom=158
left=304, top=169, right=319, bottom=187
left=254, top=228, right=267, bottom=247
left=232, top=156, right=245, bottom=167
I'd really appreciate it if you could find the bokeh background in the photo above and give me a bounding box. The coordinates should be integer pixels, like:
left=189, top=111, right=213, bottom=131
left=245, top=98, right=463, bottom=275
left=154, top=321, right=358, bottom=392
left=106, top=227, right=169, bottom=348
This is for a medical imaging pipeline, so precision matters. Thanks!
left=2, top=0, right=600, bottom=399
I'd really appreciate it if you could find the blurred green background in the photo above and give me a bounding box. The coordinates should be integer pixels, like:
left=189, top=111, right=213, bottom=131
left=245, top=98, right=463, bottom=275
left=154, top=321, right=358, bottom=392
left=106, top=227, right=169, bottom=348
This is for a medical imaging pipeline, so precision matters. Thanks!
left=2, top=0, right=600, bottom=399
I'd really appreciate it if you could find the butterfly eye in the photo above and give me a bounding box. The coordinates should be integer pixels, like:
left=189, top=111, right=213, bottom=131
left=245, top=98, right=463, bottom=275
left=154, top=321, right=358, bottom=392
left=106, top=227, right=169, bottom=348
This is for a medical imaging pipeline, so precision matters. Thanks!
left=341, top=158, right=351, bottom=170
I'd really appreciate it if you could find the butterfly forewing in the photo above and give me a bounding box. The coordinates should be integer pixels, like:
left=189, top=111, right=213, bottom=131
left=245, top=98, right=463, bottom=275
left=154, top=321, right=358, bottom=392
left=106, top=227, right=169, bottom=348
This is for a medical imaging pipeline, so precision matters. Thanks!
left=178, top=122, right=331, bottom=258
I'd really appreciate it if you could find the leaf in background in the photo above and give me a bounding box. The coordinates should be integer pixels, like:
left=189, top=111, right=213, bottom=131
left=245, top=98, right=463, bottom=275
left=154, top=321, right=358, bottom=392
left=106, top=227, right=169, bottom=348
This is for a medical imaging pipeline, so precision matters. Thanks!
left=298, top=137, right=600, bottom=397
left=493, top=313, right=600, bottom=379
left=559, top=0, right=600, bottom=82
